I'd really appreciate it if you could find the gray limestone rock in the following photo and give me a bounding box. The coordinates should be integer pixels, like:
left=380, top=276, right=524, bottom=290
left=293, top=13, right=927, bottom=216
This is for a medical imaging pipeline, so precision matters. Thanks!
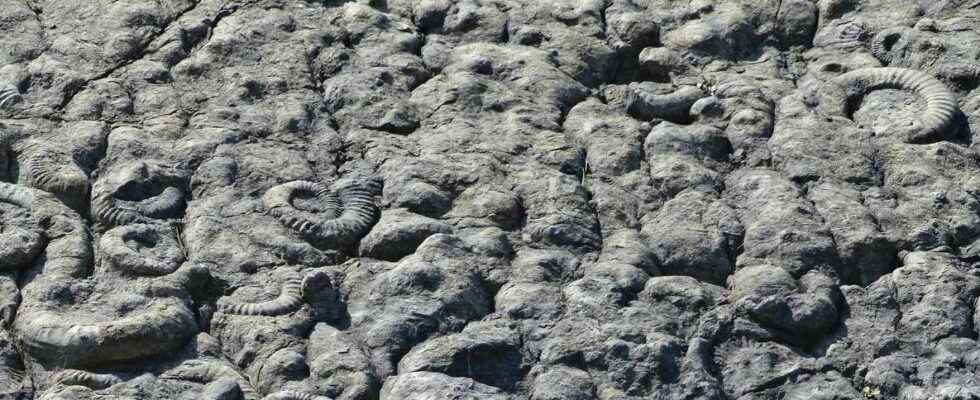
left=3, top=1, right=980, bottom=399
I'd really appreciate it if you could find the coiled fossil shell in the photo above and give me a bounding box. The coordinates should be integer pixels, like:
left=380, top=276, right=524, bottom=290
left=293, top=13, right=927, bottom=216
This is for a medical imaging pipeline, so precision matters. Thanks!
left=625, top=84, right=706, bottom=123
left=218, top=273, right=304, bottom=317
left=0, top=86, right=21, bottom=110
left=6, top=139, right=93, bottom=213
left=51, top=369, right=122, bottom=390
left=822, top=67, right=958, bottom=143
left=838, top=22, right=867, bottom=47
left=92, top=161, right=188, bottom=228
left=0, top=181, right=40, bottom=211
left=162, top=359, right=259, bottom=400
left=99, top=224, right=185, bottom=276
left=0, top=184, right=158, bottom=369
left=261, top=390, right=331, bottom=400
left=0, top=205, right=44, bottom=272
left=867, top=25, right=980, bottom=86
left=15, top=301, right=197, bottom=368
left=263, top=178, right=381, bottom=247
left=0, top=182, right=92, bottom=277
left=869, top=26, right=903, bottom=64
left=869, top=25, right=950, bottom=71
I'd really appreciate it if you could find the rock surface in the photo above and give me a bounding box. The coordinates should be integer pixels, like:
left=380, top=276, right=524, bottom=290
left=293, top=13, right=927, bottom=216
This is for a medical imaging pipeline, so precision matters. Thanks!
left=1, top=0, right=980, bottom=398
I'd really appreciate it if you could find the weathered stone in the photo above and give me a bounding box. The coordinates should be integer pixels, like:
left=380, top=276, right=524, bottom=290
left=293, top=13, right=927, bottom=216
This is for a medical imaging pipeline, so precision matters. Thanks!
left=8, top=1, right=980, bottom=398
left=380, top=372, right=513, bottom=400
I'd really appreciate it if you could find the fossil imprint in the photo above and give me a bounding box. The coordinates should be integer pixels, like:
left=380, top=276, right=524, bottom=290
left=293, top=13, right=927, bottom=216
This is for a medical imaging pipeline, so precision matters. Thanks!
left=817, top=67, right=959, bottom=143
left=2, top=180, right=198, bottom=368
left=92, top=161, right=189, bottom=228
left=217, top=271, right=331, bottom=317
left=263, top=178, right=381, bottom=246
left=868, top=24, right=980, bottom=84
left=0, top=207, right=44, bottom=273
left=162, top=359, right=259, bottom=400
left=17, top=142, right=90, bottom=199
left=99, top=224, right=186, bottom=276
left=626, top=83, right=706, bottom=122
left=869, top=26, right=904, bottom=65
left=261, top=390, right=332, bottom=400
left=0, top=86, right=21, bottom=110
left=0, top=182, right=91, bottom=276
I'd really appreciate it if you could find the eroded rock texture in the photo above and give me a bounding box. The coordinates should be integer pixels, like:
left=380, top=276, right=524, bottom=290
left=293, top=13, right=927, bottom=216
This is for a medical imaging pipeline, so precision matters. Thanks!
left=1, top=0, right=980, bottom=399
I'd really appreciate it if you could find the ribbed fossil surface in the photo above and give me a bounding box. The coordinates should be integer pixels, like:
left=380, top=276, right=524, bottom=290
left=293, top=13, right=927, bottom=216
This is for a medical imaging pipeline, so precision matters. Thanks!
left=2, top=1, right=980, bottom=399
left=162, top=359, right=259, bottom=400
left=825, top=67, right=959, bottom=142
left=50, top=369, right=123, bottom=390
left=99, top=224, right=186, bottom=276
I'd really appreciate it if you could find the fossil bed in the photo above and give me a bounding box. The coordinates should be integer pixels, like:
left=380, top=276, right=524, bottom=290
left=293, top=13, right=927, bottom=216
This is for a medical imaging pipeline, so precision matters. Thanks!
left=2, top=0, right=980, bottom=399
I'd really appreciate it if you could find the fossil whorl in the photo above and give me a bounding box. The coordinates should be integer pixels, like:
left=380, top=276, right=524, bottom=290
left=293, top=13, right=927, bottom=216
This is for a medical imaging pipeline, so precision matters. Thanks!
left=14, top=301, right=197, bottom=368
left=263, top=178, right=381, bottom=246
left=869, top=27, right=903, bottom=64
left=0, top=203, right=44, bottom=272
left=162, top=359, right=259, bottom=400
left=92, top=161, right=188, bottom=228
left=0, top=182, right=92, bottom=276
left=0, top=181, right=39, bottom=210
left=99, top=224, right=185, bottom=276
left=837, top=22, right=867, bottom=48
left=827, top=67, right=958, bottom=143
left=18, top=143, right=89, bottom=198
left=262, top=390, right=331, bottom=400
left=815, top=19, right=874, bottom=49
left=51, top=369, right=122, bottom=390
left=264, top=181, right=338, bottom=234
left=0, top=86, right=21, bottom=110
left=218, top=273, right=304, bottom=317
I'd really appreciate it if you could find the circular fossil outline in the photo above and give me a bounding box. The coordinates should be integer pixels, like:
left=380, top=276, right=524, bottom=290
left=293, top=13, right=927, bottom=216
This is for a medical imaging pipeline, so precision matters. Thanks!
left=0, top=182, right=92, bottom=277
left=263, top=178, right=381, bottom=246
left=820, top=67, right=958, bottom=143
left=99, top=223, right=186, bottom=276
left=218, top=273, right=304, bottom=317
left=262, top=390, right=332, bottom=400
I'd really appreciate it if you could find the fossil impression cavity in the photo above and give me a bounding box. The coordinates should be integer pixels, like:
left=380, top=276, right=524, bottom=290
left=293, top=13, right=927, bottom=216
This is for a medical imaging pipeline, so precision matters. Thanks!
left=263, top=178, right=381, bottom=247
left=99, top=223, right=185, bottom=276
